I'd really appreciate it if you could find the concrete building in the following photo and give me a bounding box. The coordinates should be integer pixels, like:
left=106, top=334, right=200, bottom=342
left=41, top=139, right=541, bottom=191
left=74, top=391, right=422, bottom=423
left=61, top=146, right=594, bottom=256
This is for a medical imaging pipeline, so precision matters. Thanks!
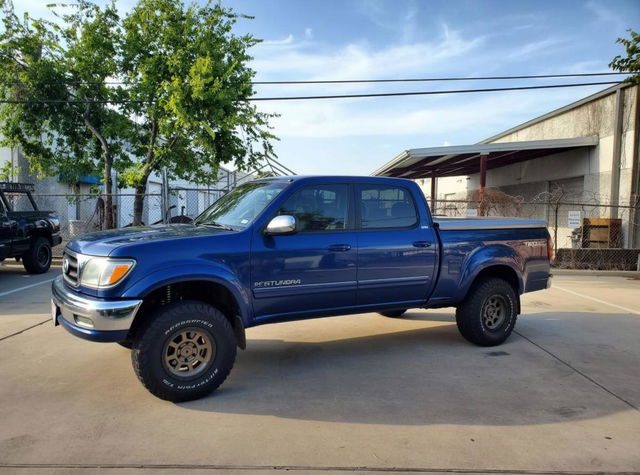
left=373, top=84, right=640, bottom=250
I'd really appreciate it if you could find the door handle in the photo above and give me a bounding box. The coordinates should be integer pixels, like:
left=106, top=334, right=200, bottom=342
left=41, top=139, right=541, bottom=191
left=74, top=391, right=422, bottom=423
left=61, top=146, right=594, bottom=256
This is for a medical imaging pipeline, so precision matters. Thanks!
left=328, top=244, right=352, bottom=252
left=412, top=241, right=432, bottom=248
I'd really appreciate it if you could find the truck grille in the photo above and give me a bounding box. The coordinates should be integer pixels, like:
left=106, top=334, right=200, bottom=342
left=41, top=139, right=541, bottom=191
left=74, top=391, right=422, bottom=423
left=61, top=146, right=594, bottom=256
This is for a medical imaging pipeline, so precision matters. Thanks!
left=63, top=250, right=79, bottom=286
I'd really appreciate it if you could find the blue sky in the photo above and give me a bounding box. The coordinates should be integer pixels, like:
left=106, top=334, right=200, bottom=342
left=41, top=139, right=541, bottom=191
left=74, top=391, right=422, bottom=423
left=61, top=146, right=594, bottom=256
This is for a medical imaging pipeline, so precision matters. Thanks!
left=16, top=0, right=640, bottom=175
left=227, top=0, right=639, bottom=174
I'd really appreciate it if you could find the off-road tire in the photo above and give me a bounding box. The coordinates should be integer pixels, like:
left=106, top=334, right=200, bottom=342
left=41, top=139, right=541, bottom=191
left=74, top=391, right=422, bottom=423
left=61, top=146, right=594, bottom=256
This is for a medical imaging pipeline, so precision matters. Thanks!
left=455, top=277, right=517, bottom=347
left=131, top=301, right=236, bottom=402
left=22, top=236, right=52, bottom=274
left=379, top=309, right=407, bottom=318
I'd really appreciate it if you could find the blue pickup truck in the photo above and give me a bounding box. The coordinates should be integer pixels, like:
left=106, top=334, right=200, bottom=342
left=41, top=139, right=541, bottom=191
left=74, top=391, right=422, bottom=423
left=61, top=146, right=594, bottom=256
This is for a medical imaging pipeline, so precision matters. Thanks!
left=52, top=176, right=552, bottom=401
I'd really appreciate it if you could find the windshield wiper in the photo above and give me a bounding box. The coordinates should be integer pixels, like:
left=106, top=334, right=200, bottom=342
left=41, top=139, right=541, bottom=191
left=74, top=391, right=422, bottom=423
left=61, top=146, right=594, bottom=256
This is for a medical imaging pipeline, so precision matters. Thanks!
left=195, top=221, right=234, bottom=231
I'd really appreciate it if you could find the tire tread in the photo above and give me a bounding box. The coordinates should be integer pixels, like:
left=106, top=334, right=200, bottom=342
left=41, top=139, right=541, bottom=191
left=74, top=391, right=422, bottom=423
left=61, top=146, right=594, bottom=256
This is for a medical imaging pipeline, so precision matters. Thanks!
left=22, top=236, right=52, bottom=274
left=455, top=278, right=517, bottom=347
left=131, top=301, right=236, bottom=402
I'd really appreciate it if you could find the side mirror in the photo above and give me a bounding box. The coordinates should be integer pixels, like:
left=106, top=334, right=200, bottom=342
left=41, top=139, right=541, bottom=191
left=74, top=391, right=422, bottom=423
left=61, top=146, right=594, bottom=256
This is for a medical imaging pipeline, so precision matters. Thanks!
left=265, top=215, right=297, bottom=235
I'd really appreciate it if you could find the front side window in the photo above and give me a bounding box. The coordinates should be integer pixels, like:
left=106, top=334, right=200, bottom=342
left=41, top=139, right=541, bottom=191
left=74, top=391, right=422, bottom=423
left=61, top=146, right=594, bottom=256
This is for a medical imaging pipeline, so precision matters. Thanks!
left=195, top=181, right=287, bottom=230
left=359, top=185, right=418, bottom=229
left=278, top=184, right=350, bottom=232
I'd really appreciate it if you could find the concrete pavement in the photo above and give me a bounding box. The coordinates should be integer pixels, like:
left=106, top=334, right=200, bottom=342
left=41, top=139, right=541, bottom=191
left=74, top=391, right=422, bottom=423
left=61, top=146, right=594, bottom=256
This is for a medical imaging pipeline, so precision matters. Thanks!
left=0, top=265, right=639, bottom=474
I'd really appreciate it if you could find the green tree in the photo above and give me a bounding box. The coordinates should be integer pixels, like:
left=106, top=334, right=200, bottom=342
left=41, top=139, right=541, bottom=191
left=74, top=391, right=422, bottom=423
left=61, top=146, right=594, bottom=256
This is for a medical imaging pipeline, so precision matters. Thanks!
left=120, top=0, right=276, bottom=225
left=610, top=29, right=640, bottom=84
left=0, top=0, right=276, bottom=227
left=0, top=0, right=130, bottom=228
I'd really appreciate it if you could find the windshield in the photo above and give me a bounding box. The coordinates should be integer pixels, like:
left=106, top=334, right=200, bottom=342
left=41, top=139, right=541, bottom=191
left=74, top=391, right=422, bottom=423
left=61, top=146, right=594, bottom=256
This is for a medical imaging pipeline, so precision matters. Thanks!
left=194, top=181, right=288, bottom=229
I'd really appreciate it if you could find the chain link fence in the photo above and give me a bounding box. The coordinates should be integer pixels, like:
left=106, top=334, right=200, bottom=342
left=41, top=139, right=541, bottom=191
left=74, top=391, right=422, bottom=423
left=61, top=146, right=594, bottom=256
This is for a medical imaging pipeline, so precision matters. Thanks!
left=431, top=189, right=640, bottom=270
left=15, top=190, right=221, bottom=255
left=12, top=185, right=640, bottom=270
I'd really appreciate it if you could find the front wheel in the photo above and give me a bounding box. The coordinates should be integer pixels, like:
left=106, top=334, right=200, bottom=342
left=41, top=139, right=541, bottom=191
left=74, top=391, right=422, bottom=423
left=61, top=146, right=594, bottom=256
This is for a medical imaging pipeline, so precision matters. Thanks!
left=131, top=301, right=236, bottom=402
left=22, top=237, right=52, bottom=274
left=455, top=278, right=517, bottom=346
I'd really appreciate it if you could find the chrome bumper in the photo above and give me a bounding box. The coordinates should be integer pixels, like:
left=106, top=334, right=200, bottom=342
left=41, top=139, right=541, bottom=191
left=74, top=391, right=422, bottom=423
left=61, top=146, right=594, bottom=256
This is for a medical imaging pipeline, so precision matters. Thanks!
left=51, top=276, right=142, bottom=332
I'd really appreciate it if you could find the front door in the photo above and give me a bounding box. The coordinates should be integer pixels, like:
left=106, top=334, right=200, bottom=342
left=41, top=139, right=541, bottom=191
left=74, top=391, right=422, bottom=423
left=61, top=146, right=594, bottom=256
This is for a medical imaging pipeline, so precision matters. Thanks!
left=251, top=183, right=357, bottom=321
left=0, top=200, right=15, bottom=259
left=356, top=183, right=437, bottom=307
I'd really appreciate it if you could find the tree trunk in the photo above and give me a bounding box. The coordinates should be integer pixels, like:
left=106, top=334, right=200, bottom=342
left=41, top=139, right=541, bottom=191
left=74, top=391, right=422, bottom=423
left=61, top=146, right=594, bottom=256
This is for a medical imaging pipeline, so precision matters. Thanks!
left=83, top=104, right=115, bottom=229
left=132, top=179, right=148, bottom=226
left=103, top=154, right=114, bottom=229
left=132, top=119, right=159, bottom=227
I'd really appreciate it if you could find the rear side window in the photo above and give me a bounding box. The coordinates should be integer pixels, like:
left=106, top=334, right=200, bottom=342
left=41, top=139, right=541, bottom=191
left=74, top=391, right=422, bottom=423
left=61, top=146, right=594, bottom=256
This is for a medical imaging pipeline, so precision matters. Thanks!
left=359, top=185, right=417, bottom=229
left=278, top=184, right=350, bottom=232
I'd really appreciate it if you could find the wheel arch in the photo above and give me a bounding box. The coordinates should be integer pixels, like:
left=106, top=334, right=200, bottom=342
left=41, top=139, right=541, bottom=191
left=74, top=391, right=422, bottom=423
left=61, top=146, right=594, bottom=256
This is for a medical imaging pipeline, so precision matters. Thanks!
left=28, top=228, right=54, bottom=245
left=127, top=274, right=250, bottom=349
left=462, top=264, right=523, bottom=315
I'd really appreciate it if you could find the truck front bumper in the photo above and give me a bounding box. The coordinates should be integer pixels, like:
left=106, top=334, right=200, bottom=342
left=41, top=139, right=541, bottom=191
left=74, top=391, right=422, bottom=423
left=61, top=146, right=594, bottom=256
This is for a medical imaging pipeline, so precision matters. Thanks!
left=51, top=276, right=142, bottom=343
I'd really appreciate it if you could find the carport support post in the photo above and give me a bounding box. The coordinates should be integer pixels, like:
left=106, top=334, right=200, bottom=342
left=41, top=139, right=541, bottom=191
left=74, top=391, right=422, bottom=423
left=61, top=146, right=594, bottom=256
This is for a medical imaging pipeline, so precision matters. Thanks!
left=610, top=88, right=624, bottom=220
left=430, top=176, right=437, bottom=213
left=479, top=154, right=488, bottom=216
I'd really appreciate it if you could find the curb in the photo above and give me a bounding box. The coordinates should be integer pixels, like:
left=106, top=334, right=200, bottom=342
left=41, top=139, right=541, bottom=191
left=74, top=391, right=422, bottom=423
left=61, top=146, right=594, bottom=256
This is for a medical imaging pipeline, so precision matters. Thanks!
left=552, top=269, right=640, bottom=278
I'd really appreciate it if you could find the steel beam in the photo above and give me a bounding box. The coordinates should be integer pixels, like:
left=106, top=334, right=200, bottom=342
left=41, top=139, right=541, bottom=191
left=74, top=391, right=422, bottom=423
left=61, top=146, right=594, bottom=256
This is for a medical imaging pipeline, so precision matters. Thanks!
left=479, top=154, right=487, bottom=216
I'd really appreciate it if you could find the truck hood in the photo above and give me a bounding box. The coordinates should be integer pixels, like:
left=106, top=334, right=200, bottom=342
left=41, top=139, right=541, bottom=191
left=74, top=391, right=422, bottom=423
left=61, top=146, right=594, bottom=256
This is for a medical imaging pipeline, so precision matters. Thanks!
left=67, top=224, right=233, bottom=256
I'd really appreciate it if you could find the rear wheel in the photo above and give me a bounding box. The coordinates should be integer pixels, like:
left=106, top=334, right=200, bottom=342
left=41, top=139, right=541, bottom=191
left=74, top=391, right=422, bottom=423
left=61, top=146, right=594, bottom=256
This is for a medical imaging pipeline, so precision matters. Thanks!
left=379, top=309, right=407, bottom=318
left=22, top=236, right=52, bottom=274
left=455, top=278, right=517, bottom=346
left=131, top=301, right=236, bottom=402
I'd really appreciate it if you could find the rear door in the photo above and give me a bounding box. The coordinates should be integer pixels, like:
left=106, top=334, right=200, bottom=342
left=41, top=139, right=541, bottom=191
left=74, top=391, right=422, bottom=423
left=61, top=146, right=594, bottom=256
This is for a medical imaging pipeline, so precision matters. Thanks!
left=251, top=183, right=357, bottom=320
left=356, top=183, right=437, bottom=307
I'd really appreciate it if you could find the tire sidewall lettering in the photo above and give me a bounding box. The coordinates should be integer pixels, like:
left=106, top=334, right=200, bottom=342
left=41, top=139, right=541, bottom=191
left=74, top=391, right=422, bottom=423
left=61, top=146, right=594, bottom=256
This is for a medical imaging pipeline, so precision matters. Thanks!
left=158, top=315, right=224, bottom=391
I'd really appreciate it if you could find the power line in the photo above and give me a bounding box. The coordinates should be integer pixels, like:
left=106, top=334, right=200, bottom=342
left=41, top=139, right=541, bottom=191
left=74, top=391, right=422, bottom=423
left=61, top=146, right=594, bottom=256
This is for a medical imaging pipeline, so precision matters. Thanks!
left=2, top=71, right=632, bottom=88
left=246, top=81, right=625, bottom=101
left=253, top=72, right=632, bottom=85
left=0, top=81, right=623, bottom=104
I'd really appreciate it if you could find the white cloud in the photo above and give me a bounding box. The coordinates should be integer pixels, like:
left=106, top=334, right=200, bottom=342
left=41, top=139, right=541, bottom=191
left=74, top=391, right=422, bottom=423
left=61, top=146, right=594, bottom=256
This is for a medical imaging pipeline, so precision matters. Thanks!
left=252, top=25, right=484, bottom=83
left=256, top=86, right=607, bottom=139
left=585, top=1, right=625, bottom=31
left=262, top=34, right=295, bottom=46
left=504, top=37, right=564, bottom=61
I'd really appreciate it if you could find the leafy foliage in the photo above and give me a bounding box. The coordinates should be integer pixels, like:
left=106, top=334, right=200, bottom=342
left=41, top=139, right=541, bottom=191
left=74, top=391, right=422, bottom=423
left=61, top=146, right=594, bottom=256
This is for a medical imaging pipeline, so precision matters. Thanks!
left=0, top=0, right=277, bottom=226
left=610, top=29, right=640, bottom=84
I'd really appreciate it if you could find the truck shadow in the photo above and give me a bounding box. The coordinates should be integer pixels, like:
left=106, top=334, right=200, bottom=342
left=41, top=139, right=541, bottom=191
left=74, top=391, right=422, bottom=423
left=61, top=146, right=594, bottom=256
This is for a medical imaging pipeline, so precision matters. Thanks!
left=181, top=311, right=640, bottom=426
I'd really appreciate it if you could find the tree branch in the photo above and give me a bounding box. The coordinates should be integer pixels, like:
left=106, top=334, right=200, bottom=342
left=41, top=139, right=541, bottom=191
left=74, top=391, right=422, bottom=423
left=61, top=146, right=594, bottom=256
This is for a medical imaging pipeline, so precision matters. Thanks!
left=83, top=103, right=109, bottom=155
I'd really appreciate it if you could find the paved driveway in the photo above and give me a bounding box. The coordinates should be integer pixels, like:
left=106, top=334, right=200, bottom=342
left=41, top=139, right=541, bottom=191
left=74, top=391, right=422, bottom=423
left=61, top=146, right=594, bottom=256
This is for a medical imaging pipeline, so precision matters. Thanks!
left=0, top=262, right=639, bottom=474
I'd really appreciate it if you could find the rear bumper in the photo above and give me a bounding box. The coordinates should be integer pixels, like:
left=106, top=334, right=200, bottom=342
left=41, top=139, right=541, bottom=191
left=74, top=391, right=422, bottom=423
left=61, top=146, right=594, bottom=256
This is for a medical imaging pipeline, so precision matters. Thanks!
left=51, top=276, right=142, bottom=343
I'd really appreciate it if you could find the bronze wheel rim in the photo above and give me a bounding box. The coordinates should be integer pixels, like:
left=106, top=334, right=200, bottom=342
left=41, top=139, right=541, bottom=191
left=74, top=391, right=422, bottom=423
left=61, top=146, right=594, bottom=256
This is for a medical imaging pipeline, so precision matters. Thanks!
left=162, top=327, right=215, bottom=379
left=482, top=295, right=508, bottom=331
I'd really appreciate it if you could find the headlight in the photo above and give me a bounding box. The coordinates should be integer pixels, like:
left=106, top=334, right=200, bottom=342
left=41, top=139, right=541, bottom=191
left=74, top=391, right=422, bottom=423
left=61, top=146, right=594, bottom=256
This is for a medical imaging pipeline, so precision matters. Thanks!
left=80, top=257, right=135, bottom=289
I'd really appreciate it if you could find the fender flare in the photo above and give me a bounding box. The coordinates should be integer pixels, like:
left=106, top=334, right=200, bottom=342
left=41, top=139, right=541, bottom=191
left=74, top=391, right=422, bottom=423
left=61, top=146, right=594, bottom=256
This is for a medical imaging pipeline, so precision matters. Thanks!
left=458, top=244, right=525, bottom=299
left=122, top=263, right=252, bottom=327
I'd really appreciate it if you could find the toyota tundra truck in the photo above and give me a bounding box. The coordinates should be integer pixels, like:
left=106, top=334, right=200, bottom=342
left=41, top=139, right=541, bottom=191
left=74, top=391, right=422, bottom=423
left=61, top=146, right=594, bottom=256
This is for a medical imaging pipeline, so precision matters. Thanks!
left=51, top=176, right=552, bottom=402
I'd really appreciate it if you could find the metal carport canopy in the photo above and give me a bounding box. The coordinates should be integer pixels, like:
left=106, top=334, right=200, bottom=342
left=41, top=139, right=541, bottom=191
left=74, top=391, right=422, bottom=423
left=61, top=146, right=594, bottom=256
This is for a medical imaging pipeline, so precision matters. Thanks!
left=371, top=136, right=599, bottom=179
